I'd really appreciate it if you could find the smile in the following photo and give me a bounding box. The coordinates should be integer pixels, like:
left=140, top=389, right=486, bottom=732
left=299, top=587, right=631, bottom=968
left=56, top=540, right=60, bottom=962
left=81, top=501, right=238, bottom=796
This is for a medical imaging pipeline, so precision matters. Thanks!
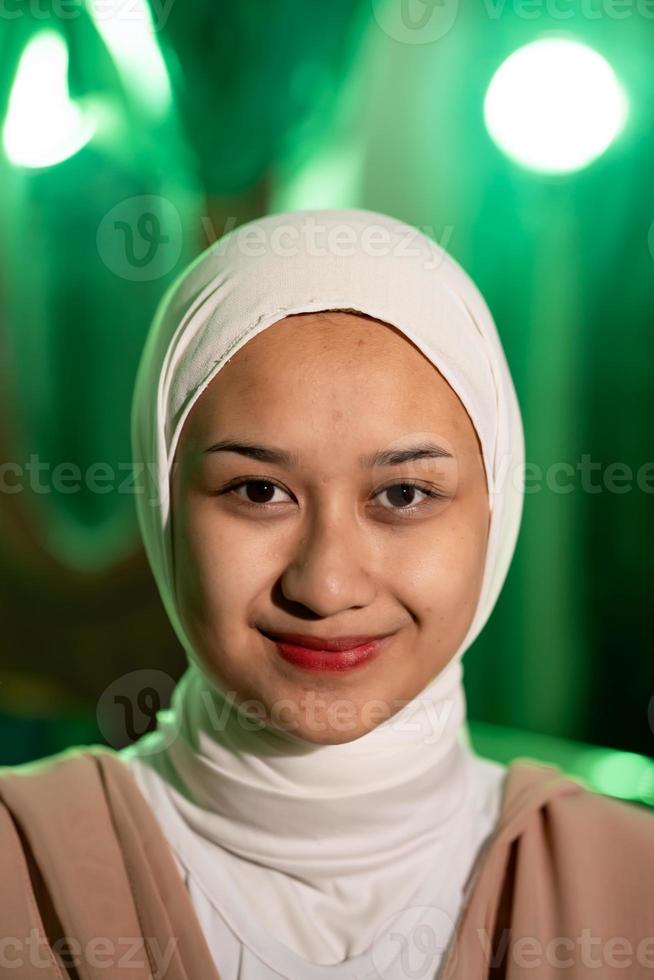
left=259, top=630, right=396, bottom=672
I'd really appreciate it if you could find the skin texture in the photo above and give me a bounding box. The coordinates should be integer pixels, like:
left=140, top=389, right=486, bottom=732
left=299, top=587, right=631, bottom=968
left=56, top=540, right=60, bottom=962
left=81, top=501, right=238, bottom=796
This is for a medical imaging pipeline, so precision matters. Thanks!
left=170, top=311, right=490, bottom=744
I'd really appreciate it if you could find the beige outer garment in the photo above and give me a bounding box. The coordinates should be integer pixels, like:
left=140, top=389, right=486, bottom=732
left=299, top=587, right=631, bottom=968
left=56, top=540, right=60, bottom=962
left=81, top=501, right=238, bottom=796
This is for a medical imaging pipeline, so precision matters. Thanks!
left=0, top=745, right=653, bottom=979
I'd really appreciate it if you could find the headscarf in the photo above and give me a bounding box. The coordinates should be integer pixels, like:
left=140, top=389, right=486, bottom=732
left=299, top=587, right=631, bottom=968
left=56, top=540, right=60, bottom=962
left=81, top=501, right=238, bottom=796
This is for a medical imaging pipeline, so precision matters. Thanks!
left=125, top=207, right=525, bottom=965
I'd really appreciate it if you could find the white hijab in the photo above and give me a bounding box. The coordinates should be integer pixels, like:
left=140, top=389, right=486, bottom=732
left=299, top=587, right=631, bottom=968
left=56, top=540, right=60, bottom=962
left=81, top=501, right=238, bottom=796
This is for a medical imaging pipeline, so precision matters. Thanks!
left=125, top=208, right=525, bottom=965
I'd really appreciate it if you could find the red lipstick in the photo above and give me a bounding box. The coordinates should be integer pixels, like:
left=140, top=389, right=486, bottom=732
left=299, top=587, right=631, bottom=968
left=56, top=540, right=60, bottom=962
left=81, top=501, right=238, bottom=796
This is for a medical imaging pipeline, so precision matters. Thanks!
left=260, top=630, right=395, bottom=672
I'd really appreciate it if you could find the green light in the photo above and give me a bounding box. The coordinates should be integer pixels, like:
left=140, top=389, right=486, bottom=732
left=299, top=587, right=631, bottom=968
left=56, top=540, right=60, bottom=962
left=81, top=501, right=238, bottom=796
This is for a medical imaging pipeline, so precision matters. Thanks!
left=586, top=750, right=654, bottom=804
left=483, top=38, right=629, bottom=174
left=88, top=0, right=172, bottom=117
left=3, top=30, right=95, bottom=169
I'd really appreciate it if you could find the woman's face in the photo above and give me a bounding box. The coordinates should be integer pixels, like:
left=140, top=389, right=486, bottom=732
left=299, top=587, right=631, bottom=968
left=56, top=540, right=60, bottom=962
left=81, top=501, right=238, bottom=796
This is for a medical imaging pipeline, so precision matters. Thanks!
left=171, top=312, right=490, bottom=744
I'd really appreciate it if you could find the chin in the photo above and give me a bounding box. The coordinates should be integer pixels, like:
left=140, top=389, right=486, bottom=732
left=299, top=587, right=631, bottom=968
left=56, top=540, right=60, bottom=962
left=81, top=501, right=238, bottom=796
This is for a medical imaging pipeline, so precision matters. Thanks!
left=287, top=722, right=375, bottom=746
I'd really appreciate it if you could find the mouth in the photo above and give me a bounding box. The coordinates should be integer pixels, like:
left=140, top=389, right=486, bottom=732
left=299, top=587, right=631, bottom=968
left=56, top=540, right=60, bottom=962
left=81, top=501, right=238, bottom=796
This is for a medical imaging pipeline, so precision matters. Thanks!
left=258, top=628, right=396, bottom=673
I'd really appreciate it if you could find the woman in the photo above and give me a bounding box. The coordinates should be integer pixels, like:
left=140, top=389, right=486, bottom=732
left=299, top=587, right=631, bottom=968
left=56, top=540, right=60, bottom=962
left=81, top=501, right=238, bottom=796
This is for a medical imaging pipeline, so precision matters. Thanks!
left=0, top=208, right=652, bottom=980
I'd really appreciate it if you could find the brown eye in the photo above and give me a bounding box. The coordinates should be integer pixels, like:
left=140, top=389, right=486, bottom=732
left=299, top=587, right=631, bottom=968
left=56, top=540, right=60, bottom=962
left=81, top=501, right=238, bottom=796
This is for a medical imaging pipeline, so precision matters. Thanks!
left=380, top=484, right=425, bottom=508
left=374, top=481, right=448, bottom=512
left=232, top=480, right=292, bottom=505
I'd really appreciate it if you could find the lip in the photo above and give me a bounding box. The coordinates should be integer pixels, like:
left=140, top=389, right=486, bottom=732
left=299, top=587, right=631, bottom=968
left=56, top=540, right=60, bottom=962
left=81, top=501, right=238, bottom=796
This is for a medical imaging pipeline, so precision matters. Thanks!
left=260, top=630, right=394, bottom=651
left=259, top=629, right=396, bottom=672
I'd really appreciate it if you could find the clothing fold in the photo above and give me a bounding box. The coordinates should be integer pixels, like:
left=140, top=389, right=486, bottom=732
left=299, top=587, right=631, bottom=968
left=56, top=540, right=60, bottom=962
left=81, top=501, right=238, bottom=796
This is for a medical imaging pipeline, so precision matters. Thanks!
left=0, top=747, right=221, bottom=980
left=2, top=747, right=652, bottom=979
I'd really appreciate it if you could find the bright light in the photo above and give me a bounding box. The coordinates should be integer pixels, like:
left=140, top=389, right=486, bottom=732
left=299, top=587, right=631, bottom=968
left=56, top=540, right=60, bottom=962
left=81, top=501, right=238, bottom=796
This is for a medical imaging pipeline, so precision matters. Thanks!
left=3, top=31, right=95, bottom=168
left=484, top=38, right=629, bottom=174
left=587, top=751, right=654, bottom=803
left=88, top=0, right=171, bottom=117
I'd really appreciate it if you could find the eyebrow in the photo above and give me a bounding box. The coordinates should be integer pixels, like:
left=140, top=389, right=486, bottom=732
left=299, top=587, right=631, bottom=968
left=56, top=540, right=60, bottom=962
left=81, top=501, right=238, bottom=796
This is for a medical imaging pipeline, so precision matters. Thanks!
left=202, top=439, right=454, bottom=467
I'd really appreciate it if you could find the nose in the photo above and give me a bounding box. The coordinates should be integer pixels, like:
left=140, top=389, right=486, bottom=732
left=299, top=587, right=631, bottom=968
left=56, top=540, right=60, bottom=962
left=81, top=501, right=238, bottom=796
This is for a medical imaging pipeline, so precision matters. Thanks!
left=279, top=508, right=377, bottom=618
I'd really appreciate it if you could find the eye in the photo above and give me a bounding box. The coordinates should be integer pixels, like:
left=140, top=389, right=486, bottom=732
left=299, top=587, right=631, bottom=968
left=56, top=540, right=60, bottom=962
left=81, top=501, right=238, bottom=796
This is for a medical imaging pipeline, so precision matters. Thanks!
left=230, top=479, right=293, bottom=506
left=219, top=477, right=448, bottom=515
left=373, top=481, right=448, bottom=513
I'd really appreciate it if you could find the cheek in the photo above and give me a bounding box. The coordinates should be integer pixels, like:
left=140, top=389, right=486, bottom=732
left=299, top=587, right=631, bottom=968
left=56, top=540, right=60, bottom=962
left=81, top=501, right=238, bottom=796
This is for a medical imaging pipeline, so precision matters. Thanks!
left=174, top=502, right=273, bottom=634
left=395, top=510, right=488, bottom=629
left=173, top=502, right=229, bottom=631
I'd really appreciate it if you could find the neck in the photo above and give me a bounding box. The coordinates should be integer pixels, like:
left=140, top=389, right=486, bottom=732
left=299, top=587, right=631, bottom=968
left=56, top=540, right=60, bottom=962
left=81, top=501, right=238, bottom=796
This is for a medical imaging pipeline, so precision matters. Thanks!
left=135, top=659, right=472, bottom=878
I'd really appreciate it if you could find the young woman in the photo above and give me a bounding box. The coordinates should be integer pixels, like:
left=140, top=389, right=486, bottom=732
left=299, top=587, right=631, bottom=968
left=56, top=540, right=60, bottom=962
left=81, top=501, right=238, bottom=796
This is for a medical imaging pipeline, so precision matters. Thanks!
left=1, top=209, right=652, bottom=980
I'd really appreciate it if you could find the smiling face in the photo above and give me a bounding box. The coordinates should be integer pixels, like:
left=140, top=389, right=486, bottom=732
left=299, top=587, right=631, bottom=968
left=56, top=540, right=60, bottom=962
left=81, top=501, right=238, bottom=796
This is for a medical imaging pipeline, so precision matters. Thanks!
left=170, top=311, right=490, bottom=744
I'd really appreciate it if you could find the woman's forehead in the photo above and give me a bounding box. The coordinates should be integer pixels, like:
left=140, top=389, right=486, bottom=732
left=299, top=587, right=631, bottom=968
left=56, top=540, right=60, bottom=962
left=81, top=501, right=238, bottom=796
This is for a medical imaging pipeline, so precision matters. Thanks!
left=174, top=315, right=479, bottom=468
left=260, top=309, right=424, bottom=347
left=204, top=312, right=454, bottom=394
